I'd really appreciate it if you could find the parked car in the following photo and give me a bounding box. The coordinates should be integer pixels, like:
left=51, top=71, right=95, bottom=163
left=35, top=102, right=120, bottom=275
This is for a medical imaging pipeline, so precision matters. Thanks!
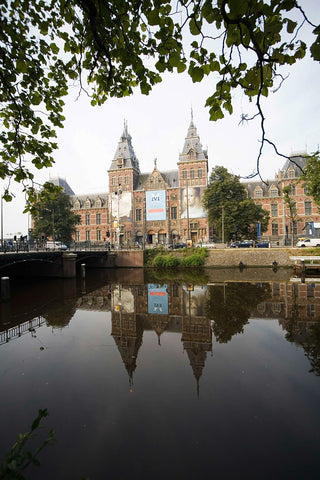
left=170, top=242, right=187, bottom=249
left=196, top=242, right=215, bottom=249
left=296, top=238, right=320, bottom=247
left=229, top=240, right=254, bottom=248
left=45, top=241, right=67, bottom=251
left=255, top=241, right=270, bottom=248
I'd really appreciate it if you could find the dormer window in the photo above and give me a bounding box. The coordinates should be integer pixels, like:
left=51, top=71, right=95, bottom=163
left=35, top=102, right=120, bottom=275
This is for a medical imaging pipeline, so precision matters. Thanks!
left=189, top=149, right=195, bottom=159
left=74, top=201, right=80, bottom=209
left=95, top=199, right=101, bottom=208
left=288, top=168, right=295, bottom=178
left=269, top=186, right=278, bottom=197
left=117, top=157, right=123, bottom=168
left=85, top=200, right=91, bottom=208
left=254, top=187, right=263, bottom=198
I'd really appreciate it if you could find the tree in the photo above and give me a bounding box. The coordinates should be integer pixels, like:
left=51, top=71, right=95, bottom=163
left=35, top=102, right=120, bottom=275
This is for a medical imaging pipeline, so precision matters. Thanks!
left=203, top=166, right=269, bottom=241
left=300, top=154, right=320, bottom=207
left=32, top=192, right=81, bottom=244
left=282, top=184, right=299, bottom=246
left=1, top=0, right=319, bottom=206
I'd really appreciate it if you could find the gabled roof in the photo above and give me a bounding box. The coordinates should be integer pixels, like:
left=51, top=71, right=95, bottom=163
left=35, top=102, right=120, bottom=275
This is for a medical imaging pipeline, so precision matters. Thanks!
left=134, top=169, right=179, bottom=190
left=276, top=154, right=307, bottom=179
left=49, top=177, right=75, bottom=196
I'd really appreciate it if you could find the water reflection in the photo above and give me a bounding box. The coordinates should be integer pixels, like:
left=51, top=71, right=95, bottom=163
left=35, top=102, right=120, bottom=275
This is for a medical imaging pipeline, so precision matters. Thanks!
left=1, top=270, right=320, bottom=480
left=1, top=270, right=320, bottom=379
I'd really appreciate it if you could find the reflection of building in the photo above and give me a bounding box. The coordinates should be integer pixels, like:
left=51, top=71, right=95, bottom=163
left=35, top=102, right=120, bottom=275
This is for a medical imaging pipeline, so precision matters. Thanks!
left=71, top=114, right=210, bottom=246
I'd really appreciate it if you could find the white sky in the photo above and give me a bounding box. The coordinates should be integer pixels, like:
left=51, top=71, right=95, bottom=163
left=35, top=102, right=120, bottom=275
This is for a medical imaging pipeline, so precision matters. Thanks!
left=2, top=3, right=320, bottom=236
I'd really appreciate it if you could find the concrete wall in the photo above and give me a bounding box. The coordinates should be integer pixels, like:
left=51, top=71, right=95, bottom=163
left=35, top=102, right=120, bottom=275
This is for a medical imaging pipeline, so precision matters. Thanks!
left=204, top=248, right=293, bottom=268
left=114, top=250, right=144, bottom=267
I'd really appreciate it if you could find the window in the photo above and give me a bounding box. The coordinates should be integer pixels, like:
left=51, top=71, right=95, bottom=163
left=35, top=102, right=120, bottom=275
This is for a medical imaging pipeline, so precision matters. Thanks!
left=291, top=185, right=296, bottom=195
left=75, top=231, right=80, bottom=242
left=125, top=176, right=129, bottom=184
left=289, top=169, right=295, bottom=178
left=85, top=200, right=90, bottom=208
left=270, top=188, right=278, bottom=197
left=171, top=206, right=177, bottom=219
left=305, top=201, right=312, bottom=215
left=136, top=209, right=142, bottom=221
left=273, top=283, right=280, bottom=296
left=182, top=170, right=187, bottom=179
left=198, top=168, right=202, bottom=178
left=112, top=177, right=116, bottom=186
left=272, top=222, right=278, bottom=236
left=118, top=177, right=122, bottom=185
left=85, top=214, right=90, bottom=225
left=86, top=230, right=90, bottom=241
left=255, top=188, right=262, bottom=198
left=96, top=230, right=101, bottom=241
left=307, top=284, right=315, bottom=298
left=96, top=213, right=101, bottom=224
left=74, top=201, right=80, bottom=209
left=189, top=149, right=195, bottom=159
left=190, top=169, right=194, bottom=179
left=271, top=203, right=278, bottom=217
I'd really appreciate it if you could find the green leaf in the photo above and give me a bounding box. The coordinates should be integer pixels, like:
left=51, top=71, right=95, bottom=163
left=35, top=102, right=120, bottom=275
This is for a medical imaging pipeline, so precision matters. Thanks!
left=189, top=17, right=201, bottom=36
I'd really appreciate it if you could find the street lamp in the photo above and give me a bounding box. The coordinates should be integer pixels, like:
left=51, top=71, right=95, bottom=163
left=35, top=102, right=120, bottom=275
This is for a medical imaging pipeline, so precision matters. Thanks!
left=115, top=184, right=122, bottom=249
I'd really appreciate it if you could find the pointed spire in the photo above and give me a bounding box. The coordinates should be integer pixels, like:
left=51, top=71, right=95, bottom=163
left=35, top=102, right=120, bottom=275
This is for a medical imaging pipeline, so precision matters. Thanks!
left=179, top=110, right=208, bottom=162
left=109, top=122, right=140, bottom=172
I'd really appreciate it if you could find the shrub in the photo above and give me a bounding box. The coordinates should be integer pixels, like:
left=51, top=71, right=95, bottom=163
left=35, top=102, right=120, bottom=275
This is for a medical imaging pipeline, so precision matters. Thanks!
left=165, top=254, right=180, bottom=268
left=153, top=254, right=166, bottom=267
left=182, top=253, right=205, bottom=267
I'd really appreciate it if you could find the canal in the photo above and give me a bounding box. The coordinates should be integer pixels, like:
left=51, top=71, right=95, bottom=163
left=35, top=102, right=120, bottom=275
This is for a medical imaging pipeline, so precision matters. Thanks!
left=0, top=268, right=319, bottom=479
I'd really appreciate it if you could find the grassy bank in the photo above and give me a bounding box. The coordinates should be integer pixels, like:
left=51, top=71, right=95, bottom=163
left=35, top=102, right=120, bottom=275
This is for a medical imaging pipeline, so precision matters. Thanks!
left=144, top=246, right=207, bottom=268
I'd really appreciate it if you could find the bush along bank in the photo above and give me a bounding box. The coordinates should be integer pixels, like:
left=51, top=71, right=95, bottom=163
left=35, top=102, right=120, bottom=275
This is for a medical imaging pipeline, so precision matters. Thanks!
left=144, top=247, right=207, bottom=268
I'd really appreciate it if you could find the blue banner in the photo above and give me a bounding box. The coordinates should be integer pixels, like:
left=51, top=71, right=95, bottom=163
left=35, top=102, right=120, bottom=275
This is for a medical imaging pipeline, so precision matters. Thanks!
left=256, top=222, right=261, bottom=239
left=146, top=190, right=166, bottom=221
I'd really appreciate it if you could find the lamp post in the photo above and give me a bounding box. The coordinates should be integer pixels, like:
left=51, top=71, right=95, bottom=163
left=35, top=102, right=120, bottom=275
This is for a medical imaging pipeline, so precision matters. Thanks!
left=115, top=184, right=122, bottom=249
left=221, top=204, right=224, bottom=244
left=1, top=195, right=3, bottom=251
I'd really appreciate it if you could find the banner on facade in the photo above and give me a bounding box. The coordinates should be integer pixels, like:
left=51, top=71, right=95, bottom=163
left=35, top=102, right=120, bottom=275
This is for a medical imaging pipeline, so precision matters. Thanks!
left=180, top=186, right=206, bottom=219
left=148, top=284, right=168, bottom=314
left=146, top=190, right=166, bottom=221
left=109, top=192, right=132, bottom=220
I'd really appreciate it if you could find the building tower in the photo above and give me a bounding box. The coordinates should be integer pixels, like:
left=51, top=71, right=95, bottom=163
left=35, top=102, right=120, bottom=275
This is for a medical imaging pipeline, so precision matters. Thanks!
left=178, top=111, right=209, bottom=244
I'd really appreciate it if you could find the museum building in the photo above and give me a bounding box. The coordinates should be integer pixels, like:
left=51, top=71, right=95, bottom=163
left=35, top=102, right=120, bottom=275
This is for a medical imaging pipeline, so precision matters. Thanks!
left=71, top=116, right=210, bottom=246
left=68, top=114, right=320, bottom=246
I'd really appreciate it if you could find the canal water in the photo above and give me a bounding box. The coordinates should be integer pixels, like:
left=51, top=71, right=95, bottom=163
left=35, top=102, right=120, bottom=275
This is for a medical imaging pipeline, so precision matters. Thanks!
left=0, top=268, right=319, bottom=479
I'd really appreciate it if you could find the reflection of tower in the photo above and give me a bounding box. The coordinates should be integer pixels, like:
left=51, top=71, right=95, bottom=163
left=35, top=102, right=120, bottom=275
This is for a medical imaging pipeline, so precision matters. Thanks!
left=111, top=284, right=143, bottom=390
left=182, top=286, right=212, bottom=396
left=148, top=315, right=170, bottom=345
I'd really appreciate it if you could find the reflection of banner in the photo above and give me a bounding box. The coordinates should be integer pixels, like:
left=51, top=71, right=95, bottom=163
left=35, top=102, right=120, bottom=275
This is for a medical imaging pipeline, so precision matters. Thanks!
left=146, top=191, right=166, bottom=221
left=113, top=287, right=134, bottom=313
left=182, top=285, right=208, bottom=316
left=109, top=192, right=132, bottom=220
left=148, top=284, right=168, bottom=314
left=180, top=186, right=206, bottom=219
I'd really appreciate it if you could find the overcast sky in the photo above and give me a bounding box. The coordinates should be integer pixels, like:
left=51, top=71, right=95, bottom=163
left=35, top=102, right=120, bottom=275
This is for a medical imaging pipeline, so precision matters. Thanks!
left=2, top=2, right=320, bottom=236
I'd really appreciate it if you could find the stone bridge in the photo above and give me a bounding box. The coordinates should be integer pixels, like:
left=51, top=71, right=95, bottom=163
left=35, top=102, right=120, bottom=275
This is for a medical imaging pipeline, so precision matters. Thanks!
left=0, top=249, right=144, bottom=279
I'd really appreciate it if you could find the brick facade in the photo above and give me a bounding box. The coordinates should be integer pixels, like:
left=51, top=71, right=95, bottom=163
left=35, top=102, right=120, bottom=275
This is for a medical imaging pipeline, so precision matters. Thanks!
left=245, top=156, right=320, bottom=244
left=68, top=121, right=319, bottom=246
left=71, top=117, right=210, bottom=246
